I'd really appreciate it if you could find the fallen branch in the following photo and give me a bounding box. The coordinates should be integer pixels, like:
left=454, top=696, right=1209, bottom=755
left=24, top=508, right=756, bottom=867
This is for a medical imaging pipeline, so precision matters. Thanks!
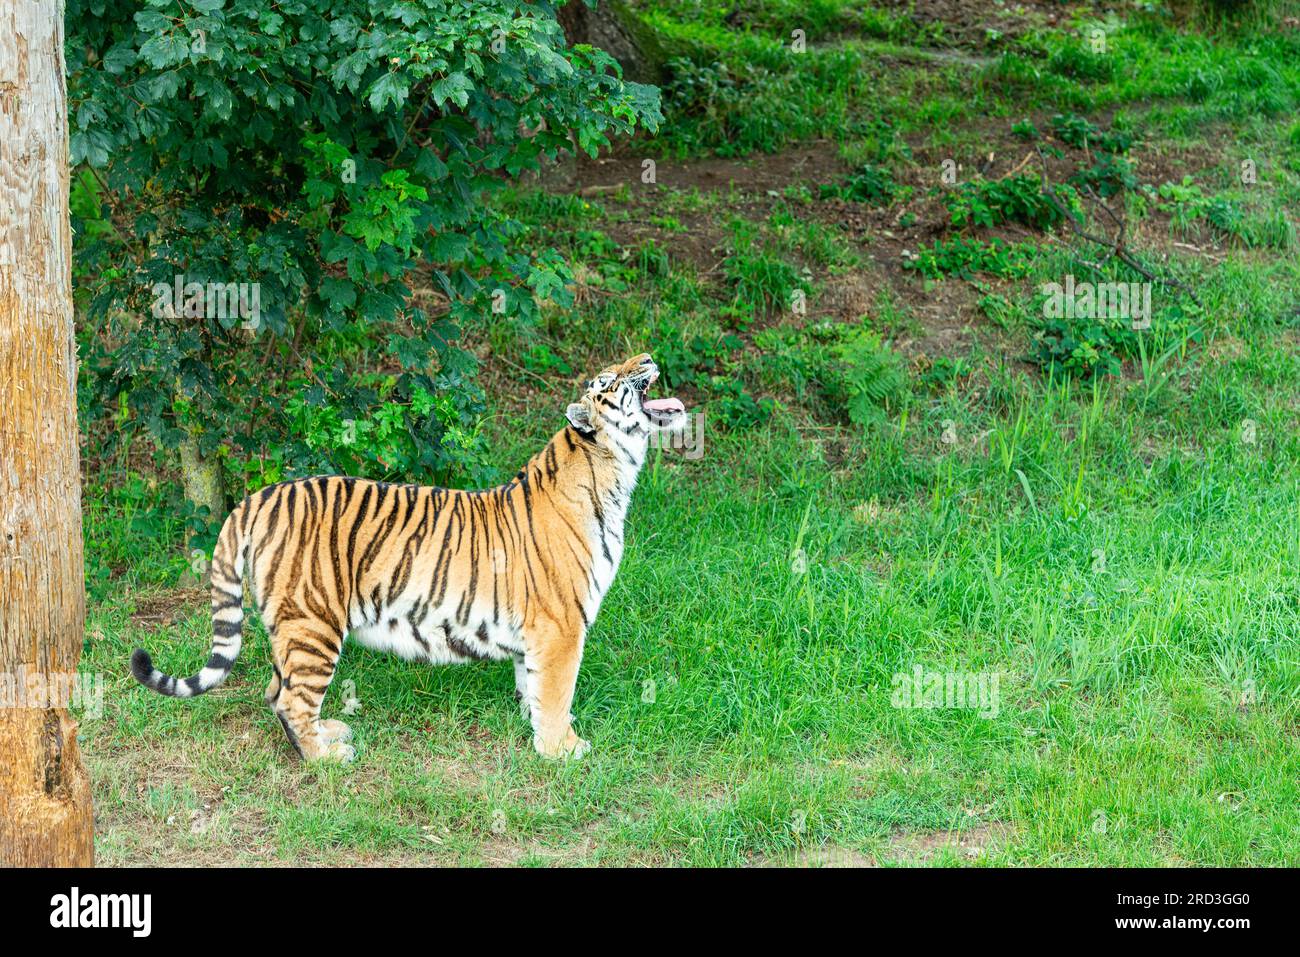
left=1034, top=144, right=1203, bottom=308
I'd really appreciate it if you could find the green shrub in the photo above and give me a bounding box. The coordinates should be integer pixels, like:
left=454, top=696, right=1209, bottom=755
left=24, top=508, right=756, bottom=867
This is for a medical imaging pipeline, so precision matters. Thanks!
left=1011, top=118, right=1041, bottom=140
left=755, top=322, right=909, bottom=427
left=69, top=0, right=661, bottom=500
left=1071, top=154, right=1140, bottom=198
left=945, top=175, right=1068, bottom=230
left=723, top=221, right=806, bottom=312
left=906, top=238, right=1039, bottom=280
left=829, top=331, right=910, bottom=427
left=653, top=330, right=744, bottom=391
left=1047, top=40, right=1115, bottom=83
left=1031, top=316, right=1126, bottom=379
left=1030, top=293, right=1203, bottom=380
left=1050, top=113, right=1133, bottom=153
left=819, top=163, right=904, bottom=205
left=708, top=377, right=776, bottom=429
left=662, top=58, right=739, bottom=120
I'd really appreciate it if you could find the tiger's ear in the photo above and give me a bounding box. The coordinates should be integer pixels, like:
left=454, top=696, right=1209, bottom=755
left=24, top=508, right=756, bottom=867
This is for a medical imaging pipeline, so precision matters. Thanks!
left=566, top=401, right=594, bottom=434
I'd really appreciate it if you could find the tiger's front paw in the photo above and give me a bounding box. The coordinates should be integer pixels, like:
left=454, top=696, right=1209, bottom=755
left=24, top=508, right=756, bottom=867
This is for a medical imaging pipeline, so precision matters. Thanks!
left=533, top=728, right=590, bottom=761
left=319, top=719, right=353, bottom=744
left=307, top=740, right=356, bottom=763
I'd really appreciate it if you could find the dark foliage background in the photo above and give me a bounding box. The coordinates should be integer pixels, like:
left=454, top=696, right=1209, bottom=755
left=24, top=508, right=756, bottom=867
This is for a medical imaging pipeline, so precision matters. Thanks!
left=69, top=0, right=660, bottom=534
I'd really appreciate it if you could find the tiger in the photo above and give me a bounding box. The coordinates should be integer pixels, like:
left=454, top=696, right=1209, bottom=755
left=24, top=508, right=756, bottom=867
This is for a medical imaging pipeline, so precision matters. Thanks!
left=130, top=353, right=689, bottom=761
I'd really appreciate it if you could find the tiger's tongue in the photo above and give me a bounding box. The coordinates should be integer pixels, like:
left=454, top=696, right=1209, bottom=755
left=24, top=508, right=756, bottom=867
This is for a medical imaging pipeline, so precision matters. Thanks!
left=643, top=397, right=684, bottom=413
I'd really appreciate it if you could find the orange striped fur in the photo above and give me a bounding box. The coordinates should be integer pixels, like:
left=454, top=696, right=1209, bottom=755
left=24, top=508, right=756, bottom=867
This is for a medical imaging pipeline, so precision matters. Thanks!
left=131, top=354, right=689, bottom=760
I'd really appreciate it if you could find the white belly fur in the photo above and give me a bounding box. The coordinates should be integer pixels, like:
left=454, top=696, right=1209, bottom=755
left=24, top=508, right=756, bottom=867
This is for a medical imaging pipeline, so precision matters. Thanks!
left=349, top=591, right=523, bottom=665
left=348, top=510, right=626, bottom=667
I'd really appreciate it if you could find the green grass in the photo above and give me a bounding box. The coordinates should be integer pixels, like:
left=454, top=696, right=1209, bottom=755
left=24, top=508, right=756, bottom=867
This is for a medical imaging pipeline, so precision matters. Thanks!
left=80, top=351, right=1300, bottom=863
left=75, top=0, right=1300, bottom=865
left=643, top=1, right=1300, bottom=158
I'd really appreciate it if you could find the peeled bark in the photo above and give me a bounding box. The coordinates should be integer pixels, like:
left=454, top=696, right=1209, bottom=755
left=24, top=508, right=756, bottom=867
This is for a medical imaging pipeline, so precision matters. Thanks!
left=0, top=0, right=96, bottom=866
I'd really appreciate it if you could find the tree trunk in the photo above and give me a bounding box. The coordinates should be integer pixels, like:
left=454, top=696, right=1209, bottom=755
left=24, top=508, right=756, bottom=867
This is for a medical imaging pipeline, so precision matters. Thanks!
left=157, top=287, right=225, bottom=527
left=177, top=427, right=221, bottom=587
left=0, top=0, right=96, bottom=866
left=178, top=429, right=225, bottom=520
left=557, top=0, right=668, bottom=85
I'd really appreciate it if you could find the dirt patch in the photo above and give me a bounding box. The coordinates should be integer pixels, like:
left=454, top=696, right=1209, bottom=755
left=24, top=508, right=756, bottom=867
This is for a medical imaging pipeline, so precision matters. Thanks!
left=474, top=835, right=572, bottom=866
left=873, top=0, right=1098, bottom=48
left=129, top=587, right=208, bottom=627
left=791, top=845, right=878, bottom=867
left=474, top=816, right=606, bottom=866
left=884, top=822, right=1013, bottom=863
left=560, top=142, right=847, bottom=196
left=535, top=142, right=851, bottom=273
left=893, top=279, right=987, bottom=359
left=772, top=823, right=1013, bottom=867
left=416, top=730, right=514, bottom=792
left=492, top=85, right=1262, bottom=424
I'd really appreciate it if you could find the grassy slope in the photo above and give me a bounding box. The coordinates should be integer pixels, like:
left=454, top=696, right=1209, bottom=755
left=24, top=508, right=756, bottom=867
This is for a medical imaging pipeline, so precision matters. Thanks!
left=79, top=2, right=1300, bottom=865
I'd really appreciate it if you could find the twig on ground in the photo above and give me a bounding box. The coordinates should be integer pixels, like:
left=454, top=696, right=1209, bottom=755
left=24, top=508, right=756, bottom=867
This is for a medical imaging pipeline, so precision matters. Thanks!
left=1033, top=144, right=1203, bottom=307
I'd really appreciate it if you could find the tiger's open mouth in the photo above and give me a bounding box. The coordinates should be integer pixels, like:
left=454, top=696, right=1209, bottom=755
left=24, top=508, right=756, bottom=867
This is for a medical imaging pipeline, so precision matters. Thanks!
left=635, top=367, right=685, bottom=426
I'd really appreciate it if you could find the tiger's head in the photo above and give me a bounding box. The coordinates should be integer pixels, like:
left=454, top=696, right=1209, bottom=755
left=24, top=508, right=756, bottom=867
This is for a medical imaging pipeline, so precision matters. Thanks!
left=565, top=353, right=688, bottom=453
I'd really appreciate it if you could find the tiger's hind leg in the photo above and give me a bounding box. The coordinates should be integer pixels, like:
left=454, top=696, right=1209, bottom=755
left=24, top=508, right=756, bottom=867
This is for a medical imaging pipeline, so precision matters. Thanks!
left=264, top=663, right=282, bottom=705
left=513, top=654, right=531, bottom=721
left=268, top=620, right=354, bottom=762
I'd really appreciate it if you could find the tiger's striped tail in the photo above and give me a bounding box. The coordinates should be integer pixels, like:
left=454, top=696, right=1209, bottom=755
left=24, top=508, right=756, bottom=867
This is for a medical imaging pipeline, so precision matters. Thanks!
left=130, top=500, right=251, bottom=698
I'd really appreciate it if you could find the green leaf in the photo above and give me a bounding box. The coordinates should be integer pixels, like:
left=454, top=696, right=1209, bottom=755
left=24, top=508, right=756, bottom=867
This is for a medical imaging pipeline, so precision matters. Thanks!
left=429, top=71, right=473, bottom=109
left=368, top=72, right=410, bottom=112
